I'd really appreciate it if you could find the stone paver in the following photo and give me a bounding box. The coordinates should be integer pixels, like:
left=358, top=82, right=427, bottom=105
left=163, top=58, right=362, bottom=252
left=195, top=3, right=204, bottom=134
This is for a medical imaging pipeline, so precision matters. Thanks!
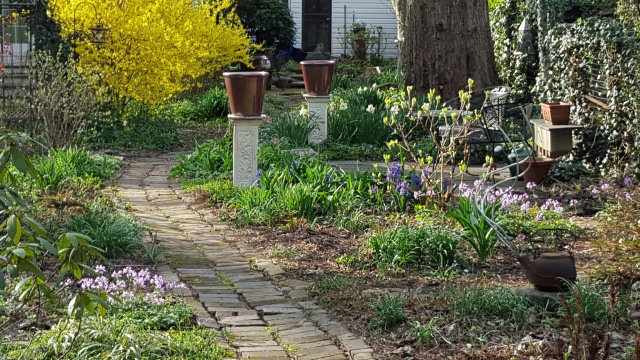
left=115, top=157, right=374, bottom=359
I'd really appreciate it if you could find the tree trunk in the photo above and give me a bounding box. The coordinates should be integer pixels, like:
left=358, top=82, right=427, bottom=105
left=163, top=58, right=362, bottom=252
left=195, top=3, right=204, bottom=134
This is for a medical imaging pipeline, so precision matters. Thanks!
left=396, top=0, right=499, bottom=101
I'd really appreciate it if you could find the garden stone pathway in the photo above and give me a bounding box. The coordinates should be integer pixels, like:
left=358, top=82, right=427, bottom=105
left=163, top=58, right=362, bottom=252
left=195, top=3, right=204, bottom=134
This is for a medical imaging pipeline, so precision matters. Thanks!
left=114, top=154, right=374, bottom=360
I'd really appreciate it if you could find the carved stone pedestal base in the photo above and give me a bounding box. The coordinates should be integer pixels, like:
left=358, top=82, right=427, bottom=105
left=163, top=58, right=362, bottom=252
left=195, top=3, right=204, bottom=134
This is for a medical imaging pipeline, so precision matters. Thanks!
left=304, top=94, right=330, bottom=144
left=230, top=115, right=265, bottom=187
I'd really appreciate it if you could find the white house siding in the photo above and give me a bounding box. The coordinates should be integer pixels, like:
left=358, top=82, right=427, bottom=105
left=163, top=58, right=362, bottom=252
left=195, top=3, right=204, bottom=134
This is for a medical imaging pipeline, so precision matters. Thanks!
left=288, top=0, right=398, bottom=58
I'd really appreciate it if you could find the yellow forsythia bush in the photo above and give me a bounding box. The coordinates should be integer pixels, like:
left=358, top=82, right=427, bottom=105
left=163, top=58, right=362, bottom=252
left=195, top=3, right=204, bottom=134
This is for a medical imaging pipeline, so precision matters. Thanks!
left=49, top=0, right=251, bottom=104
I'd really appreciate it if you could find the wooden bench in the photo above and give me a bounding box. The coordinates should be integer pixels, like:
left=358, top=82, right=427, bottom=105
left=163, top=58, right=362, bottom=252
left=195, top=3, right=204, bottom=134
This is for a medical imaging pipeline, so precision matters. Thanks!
left=584, top=63, right=610, bottom=110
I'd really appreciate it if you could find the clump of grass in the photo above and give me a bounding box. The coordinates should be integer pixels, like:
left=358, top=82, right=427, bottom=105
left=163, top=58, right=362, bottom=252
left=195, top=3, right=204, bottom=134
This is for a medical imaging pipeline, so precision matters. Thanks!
left=445, top=286, right=536, bottom=326
left=170, top=139, right=232, bottom=180
left=371, top=294, right=406, bottom=330
left=266, top=111, right=317, bottom=148
left=65, top=201, right=144, bottom=258
left=367, top=224, right=461, bottom=271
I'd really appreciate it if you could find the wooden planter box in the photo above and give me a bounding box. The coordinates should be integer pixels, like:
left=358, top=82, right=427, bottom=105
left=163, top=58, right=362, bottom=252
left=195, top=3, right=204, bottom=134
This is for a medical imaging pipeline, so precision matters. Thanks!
left=541, top=102, right=571, bottom=125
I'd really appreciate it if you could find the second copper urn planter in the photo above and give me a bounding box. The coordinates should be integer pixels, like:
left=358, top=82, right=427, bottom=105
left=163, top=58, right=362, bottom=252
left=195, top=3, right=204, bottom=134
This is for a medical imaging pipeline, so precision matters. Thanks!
left=300, top=60, right=336, bottom=96
left=223, top=71, right=269, bottom=117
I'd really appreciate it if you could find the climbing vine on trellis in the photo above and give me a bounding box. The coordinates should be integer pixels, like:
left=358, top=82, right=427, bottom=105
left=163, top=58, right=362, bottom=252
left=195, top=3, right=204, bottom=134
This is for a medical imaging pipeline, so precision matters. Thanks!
left=490, top=0, right=640, bottom=177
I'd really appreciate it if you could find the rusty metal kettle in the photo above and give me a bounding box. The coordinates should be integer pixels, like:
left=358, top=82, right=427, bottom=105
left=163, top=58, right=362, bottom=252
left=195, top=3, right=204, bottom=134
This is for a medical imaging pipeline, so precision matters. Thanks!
left=517, top=229, right=578, bottom=292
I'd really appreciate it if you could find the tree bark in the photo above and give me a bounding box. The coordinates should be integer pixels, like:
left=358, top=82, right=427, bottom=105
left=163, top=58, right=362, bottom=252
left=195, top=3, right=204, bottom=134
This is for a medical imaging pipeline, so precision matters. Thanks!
left=395, top=0, right=499, bottom=101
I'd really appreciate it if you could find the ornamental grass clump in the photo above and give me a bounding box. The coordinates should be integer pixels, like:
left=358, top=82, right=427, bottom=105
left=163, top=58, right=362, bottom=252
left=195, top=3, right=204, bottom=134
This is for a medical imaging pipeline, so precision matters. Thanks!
left=367, top=224, right=461, bottom=271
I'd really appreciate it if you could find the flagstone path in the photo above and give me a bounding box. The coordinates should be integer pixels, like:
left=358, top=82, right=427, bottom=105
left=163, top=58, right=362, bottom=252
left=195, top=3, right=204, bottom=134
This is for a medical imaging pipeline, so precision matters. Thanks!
left=114, top=155, right=374, bottom=360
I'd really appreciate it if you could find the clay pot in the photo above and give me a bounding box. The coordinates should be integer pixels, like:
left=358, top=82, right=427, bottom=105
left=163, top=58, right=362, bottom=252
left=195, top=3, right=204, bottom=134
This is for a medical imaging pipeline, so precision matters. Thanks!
left=517, top=253, right=577, bottom=292
left=541, top=102, right=571, bottom=125
left=519, top=157, right=555, bottom=185
left=223, top=71, right=269, bottom=116
left=300, top=60, right=336, bottom=96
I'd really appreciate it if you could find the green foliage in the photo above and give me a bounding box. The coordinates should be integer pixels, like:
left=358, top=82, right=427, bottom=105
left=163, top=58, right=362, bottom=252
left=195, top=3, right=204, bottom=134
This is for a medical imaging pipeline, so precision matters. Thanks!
left=269, top=243, right=300, bottom=259
left=234, top=154, right=378, bottom=225
left=3, top=316, right=226, bottom=360
left=236, top=0, right=295, bottom=49
left=371, top=294, right=406, bottom=330
left=618, top=0, right=640, bottom=31
left=367, top=224, right=461, bottom=271
left=407, top=318, right=438, bottom=344
left=86, top=113, right=180, bottom=150
left=488, top=0, right=505, bottom=11
left=537, top=18, right=640, bottom=175
left=257, top=145, right=298, bottom=170
left=309, top=275, right=356, bottom=296
left=175, top=87, right=229, bottom=124
left=446, top=286, right=535, bottom=325
left=263, top=93, right=295, bottom=117
left=558, top=279, right=628, bottom=326
left=328, top=87, right=390, bottom=145
left=29, top=50, right=99, bottom=149
left=181, top=178, right=236, bottom=204
left=501, top=207, right=582, bottom=239
left=65, top=201, right=144, bottom=258
left=0, top=133, right=105, bottom=317
left=266, top=111, right=317, bottom=148
left=170, top=140, right=232, bottom=180
left=318, top=143, right=386, bottom=161
left=331, top=209, right=372, bottom=232
left=446, top=196, right=502, bottom=263
left=109, top=297, right=195, bottom=330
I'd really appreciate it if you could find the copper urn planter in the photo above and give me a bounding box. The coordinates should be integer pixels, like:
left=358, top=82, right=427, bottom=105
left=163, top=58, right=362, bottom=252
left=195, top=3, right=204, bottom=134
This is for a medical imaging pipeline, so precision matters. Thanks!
left=300, top=60, right=336, bottom=96
left=223, top=71, right=269, bottom=117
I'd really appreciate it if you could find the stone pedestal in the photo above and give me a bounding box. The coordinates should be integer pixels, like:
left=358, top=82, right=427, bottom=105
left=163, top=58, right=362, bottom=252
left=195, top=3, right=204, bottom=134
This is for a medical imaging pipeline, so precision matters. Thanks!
left=530, top=119, right=583, bottom=158
left=230, top=115, right=265, bottom=187
left=304, top=94, right=330, bottom=144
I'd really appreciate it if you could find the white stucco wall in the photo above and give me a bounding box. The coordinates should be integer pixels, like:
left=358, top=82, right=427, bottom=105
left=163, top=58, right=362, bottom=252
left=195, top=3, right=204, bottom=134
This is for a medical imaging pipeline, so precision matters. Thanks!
left=288, top=0, right=398, bottom=58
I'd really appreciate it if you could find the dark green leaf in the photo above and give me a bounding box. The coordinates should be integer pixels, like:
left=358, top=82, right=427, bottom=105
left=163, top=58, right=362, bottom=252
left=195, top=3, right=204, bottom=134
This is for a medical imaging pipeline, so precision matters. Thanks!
left=10, top=148, right=29, bottom=173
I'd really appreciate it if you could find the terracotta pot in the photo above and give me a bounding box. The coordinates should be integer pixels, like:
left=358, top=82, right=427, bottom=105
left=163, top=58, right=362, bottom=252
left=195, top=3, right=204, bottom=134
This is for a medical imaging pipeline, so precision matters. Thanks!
left=517, top=253, right=577, bottom=292
left=300, top=60, right=336, bottom=96
left=223, top=71, right=269, bottom=116
left=541, top=102, right=571, bottom=125
left=519, top=157, right=555, bottom=185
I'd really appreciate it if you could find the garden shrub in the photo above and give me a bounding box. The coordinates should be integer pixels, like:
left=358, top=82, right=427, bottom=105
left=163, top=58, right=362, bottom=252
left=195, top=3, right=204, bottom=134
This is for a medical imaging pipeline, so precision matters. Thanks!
left=86, top=113, right=180, bottom=150
left=235, top=0, right=295, bottom=49
left=170, top=139, right=232, bottom=179
left=29, top=50, right=98, bottom=149
left=557, top=278, right=624, bottom=324
left=367, top=224, right=461, bottom=271
left=51, top=0, right=251, bottom=104
left=65, top=200, right=144, bottom=258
